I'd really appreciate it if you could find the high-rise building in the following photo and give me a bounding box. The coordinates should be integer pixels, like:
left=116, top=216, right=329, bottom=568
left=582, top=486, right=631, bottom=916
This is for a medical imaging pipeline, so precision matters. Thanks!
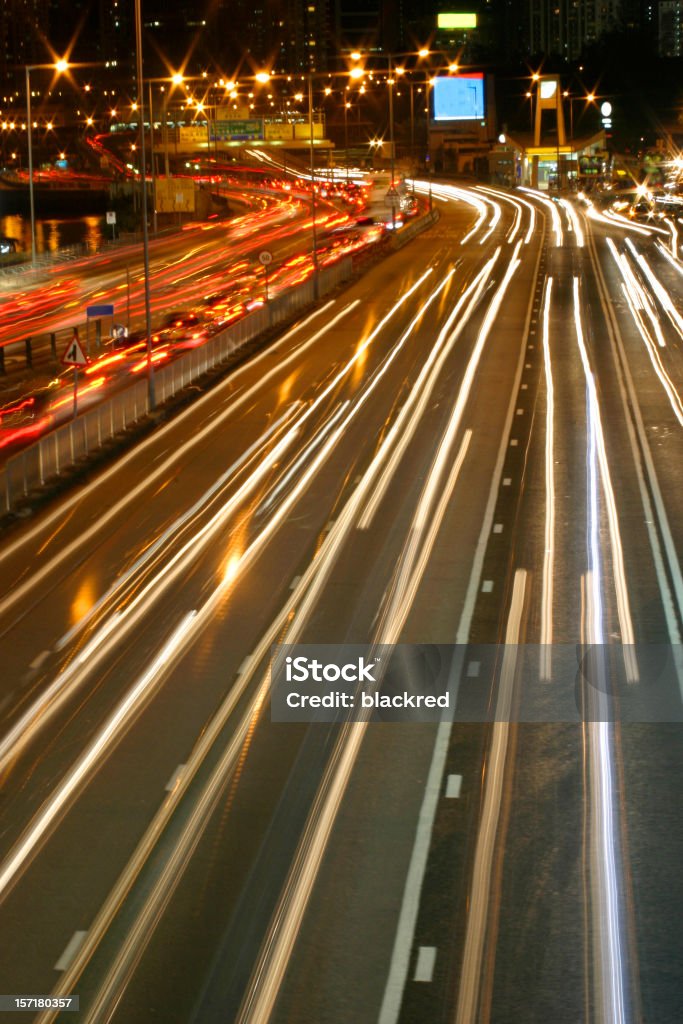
left=659, top=0, right=683, bottom=54
left=527, top=0, right=621, bottom=58
left=1, top=0, right=51, bottom=95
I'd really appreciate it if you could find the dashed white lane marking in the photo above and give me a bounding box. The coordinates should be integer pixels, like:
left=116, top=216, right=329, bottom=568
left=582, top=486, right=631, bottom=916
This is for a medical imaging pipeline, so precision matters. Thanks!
left=237, top=656, right=252, bottom=676
left=516, top=408, right=524, bottom=415
left=414, top=946, right=437, bottom=983
left=467, top=661, right=481, bottom=677
left=509, top=439, right=519, bottom=447
left=503, top=477, right=512, bottom=486
left=165, top=764, right=186, bottom=792
left=289, top=575, right=301, bottom=590
left=521, top=383, right=528, bottom=390
left=54, top=931, right=87, bottom=972
left=29, top=650, right=50, bottom=671
left=493, top=523, right=503, bottom=533
left=446, top=774, right=463, bottom=798
left=482, top=580, right=494, bottom=593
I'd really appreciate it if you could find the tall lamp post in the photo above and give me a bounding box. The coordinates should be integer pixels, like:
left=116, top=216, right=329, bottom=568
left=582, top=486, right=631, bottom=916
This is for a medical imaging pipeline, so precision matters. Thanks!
left=25, top=58, right=69, bottom=266
left=344, top=101, right=350, bottom=184
left=307, top=72, right=320, bottom=299
left=134, top=0, right=155, bottom=409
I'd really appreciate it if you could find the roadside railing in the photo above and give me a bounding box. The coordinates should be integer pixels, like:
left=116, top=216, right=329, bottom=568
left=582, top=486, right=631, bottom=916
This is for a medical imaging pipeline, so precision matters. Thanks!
left=0, top=208, right=439, bottom=513
left=0, top=257, right=351, bottom=512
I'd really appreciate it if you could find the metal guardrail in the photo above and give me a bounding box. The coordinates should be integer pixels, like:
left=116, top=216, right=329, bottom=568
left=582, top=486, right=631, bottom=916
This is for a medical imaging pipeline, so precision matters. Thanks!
left=0, top=257, right=353, bottom=512
left=0, top=209, right=440, bottom=513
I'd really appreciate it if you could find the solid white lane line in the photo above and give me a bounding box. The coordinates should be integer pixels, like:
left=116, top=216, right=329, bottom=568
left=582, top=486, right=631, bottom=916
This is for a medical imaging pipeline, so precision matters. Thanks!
left=540, top=277, right=555, bottom=679
left=445, top=774, right=463, bottom=799
left=54, top=931, right=87, bottom=972
left=413, top=946, right=437, bottom=983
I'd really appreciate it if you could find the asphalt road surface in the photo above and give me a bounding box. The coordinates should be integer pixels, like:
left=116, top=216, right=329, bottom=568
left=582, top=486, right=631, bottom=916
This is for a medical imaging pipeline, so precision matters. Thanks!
left=0, top=182, right=681, bottom=1024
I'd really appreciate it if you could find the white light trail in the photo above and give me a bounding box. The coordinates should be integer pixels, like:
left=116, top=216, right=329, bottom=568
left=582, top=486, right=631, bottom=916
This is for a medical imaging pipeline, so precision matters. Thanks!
left=606, top=239, right=683, bottom=426
left=626, top=238, right=683, bottom=341
left=359, top=253, right=499, bottom=528
left=0, top=274, right=435, bottom=776
left=575, top=277, right=629, bottom=1024
left=0, top=611, right=198, bottom=900
left=454, top=569, right=527, bottom=1024
left=518, top=187, right=564, bottom=246
left=573, top=277, right=637, bottom=669
left=560, top=198, right=585, bottom=247
left=540, top=277, right=555, bottom=679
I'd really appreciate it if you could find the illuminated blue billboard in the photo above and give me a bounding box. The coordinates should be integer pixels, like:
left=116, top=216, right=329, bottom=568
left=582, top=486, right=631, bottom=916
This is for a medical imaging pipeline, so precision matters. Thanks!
left=433, top=73, right=485, bottom=121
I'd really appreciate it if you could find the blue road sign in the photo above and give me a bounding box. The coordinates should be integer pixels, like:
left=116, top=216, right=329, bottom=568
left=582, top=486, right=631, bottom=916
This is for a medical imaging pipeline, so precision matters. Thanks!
left=86, top=304, right=114, bottom=317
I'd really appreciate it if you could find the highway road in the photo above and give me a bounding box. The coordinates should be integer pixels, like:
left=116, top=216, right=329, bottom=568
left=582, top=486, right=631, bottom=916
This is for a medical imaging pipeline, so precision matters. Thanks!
left=0, top=180, right=681, bottom=1023
left=0, top=185, right=347, bottom=380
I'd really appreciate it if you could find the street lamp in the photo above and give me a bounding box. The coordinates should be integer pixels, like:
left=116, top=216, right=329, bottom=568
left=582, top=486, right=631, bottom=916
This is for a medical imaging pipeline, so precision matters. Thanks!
left=25, top=58, right=69, bottom=265
left=344, top=101, right=350, bottom=183
left=134, top=0, right=155, bottom=409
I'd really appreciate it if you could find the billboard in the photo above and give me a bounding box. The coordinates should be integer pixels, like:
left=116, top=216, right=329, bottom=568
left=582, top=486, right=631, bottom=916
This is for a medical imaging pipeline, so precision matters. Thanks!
left=433, top=73, right=485, bottom=121
left=437, top=12, right=477, bottom=27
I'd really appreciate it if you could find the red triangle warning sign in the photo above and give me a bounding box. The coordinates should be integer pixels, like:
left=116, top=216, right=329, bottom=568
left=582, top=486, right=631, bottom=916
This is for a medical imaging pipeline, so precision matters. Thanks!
left=61, top=335, right=89, bottom=367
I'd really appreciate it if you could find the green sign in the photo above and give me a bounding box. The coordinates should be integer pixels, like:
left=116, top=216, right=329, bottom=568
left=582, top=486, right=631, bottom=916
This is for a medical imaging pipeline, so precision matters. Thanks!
left=211, top=119, right=264, bottom=142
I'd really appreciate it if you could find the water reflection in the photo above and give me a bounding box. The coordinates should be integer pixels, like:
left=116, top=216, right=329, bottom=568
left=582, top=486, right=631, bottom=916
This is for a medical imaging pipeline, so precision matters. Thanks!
left=0, top=214, right=104, bottom=255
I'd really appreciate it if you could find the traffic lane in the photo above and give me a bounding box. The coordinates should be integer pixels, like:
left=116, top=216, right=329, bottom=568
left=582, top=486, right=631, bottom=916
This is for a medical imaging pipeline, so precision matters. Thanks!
left=433, top=240, right=676, bottom=1022
left=269, top=291, right=547, bottom=1024
left=0, top=216, right=510, bottom=862
left=0, top=207, right=501, bottom=921
left=0, top=198, right=485, bottom=685
left=590, top=218, right=683, bottom=407
left=0, top=199, right=471, bottom=600
left=580, top=226, right=681, bottom=642
left=69, top=221, right=541, bottom=1022
left=585, top=218, right=683, bottom=1024
left=0, top=205, right=528, bottom=1007
left=619, top=724, right=683, bottom=1023
left=587, top=221, right=683, bottom=598
left=0, top=266, right=450, bottom=697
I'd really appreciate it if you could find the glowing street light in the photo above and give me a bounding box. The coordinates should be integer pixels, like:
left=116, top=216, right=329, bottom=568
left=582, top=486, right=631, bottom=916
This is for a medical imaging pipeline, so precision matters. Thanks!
left=255, top=71, right=271, bottom=83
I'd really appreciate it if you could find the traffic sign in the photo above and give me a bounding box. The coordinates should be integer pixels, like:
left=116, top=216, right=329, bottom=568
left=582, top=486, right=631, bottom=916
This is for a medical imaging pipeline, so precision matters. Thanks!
left=86, top=304, right=114, bottom=318
left=111, top=323, right=128, bottom=341
left=62, top=333, right=89, bottom=367
left=258, top=250, right=273, bottom=266
left=106, top=211, right=117, bottom=225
